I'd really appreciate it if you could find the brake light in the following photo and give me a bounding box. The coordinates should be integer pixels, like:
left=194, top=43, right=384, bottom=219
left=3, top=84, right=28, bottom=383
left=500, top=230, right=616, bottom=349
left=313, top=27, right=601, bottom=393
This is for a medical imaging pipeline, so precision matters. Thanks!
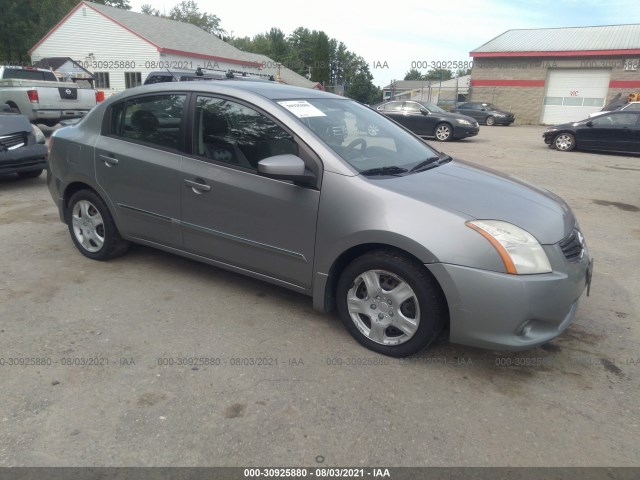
left=95, top=90, right=105, bottom=102
left=27, top=89, right=39, bottom=103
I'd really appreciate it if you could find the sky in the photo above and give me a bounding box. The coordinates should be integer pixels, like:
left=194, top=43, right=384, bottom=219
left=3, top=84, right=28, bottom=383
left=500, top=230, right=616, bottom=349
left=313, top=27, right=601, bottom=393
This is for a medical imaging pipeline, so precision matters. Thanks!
left=128, top=0, right=640, bottom=87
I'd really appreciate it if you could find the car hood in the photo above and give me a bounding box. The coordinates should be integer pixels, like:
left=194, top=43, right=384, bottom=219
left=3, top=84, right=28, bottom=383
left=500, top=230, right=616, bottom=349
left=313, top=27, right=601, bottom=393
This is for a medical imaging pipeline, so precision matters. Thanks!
left=545, top=121, right=583, bottom=131
left=437, top=112, right=477, bottom=123
left=379, top=159, right=574, bottom=244
left=0, top=113, right=31, bottom=134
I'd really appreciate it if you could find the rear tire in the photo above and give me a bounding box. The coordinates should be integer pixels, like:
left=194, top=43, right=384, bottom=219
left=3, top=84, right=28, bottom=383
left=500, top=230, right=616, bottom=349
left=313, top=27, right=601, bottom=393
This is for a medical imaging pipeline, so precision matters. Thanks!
left=17, top=169, right=43, bottom=179
left=336, top=250, right=446, bottom=357
left=66, top=190, right=129, bottom=261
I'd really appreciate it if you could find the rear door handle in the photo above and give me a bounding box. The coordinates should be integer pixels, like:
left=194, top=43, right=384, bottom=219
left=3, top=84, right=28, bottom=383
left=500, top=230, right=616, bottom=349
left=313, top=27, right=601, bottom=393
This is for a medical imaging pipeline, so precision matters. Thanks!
left=184, top=178, right=211, bottom=193
left=99, top=154, right=119, bottom=167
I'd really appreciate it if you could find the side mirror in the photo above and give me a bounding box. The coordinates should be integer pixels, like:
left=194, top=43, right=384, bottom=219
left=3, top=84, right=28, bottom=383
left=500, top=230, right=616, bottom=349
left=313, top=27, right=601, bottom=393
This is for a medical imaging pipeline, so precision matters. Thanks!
left=1, top=103, right=11, bottom=112
left=258, top=154, right=316, bottom=186
left=585, top=121, right=593, bottom=127
left=420, top=108, right=429, bottom=115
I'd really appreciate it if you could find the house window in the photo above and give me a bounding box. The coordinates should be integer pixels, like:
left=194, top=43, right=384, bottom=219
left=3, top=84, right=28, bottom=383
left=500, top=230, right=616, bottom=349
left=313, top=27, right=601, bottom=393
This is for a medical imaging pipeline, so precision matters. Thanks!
left=95, top=72, right=110, bottom=89
left=124, top=72, right=142, bottom=89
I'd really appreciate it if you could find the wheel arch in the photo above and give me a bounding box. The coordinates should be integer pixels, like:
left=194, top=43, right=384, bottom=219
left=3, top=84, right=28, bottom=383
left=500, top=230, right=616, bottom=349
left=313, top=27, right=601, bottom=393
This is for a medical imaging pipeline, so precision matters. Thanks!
left=62, top=181, right=118, bottom=224
left=317, top=242, right=449, bottom=327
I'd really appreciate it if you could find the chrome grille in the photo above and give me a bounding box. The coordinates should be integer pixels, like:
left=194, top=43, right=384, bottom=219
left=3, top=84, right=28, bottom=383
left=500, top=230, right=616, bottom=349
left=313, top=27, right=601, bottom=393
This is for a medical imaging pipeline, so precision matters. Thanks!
left=559, top=229, right=585, bottom=261
left=0, top=132, right=26, bottom=151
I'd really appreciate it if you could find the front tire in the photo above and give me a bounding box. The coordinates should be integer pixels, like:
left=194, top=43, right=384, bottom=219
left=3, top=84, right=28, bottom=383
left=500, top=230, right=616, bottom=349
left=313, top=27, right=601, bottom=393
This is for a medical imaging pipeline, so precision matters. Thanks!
left=336, top=250, right=446, bottom=357
left=553, top=133, right=576, bottom=152
left=66, top=190, right=129, bottom=260
left=434, top=123, right=453, bottom=141
left=17, top=169, right=43, bottom=179
left=485, top=115, right=496, bottom=126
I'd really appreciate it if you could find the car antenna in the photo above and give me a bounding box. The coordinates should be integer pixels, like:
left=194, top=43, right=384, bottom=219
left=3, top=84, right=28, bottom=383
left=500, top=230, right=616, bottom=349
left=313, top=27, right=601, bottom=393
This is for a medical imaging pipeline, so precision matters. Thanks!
left=166, top=69, right=179, bottom=81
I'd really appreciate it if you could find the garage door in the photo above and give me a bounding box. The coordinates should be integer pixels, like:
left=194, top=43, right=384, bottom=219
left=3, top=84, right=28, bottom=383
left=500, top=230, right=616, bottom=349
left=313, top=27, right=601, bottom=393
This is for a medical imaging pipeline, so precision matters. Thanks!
left=541, top=69, right=611, bottom=124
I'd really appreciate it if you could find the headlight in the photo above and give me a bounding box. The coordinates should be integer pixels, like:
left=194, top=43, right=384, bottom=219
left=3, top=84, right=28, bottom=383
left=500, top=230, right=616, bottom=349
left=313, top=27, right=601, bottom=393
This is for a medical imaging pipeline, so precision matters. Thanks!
left=456, top=119, right=472, bottom=125
left=31, top=124, right=45, bottom=144
left=466, top=220, right=552, bottom=274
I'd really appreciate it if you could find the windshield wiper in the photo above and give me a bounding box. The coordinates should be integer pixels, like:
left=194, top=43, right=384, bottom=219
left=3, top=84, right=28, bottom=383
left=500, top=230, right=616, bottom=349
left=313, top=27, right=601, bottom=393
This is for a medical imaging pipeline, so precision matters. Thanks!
left=359, top=166, right=408, bottom=176
left=409, top=154, right=452, bottom=173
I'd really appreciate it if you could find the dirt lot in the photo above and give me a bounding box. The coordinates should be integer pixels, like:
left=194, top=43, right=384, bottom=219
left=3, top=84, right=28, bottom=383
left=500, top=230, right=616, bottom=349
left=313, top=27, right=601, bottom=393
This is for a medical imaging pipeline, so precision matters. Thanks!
left=0, top=126, right=638, bottom=467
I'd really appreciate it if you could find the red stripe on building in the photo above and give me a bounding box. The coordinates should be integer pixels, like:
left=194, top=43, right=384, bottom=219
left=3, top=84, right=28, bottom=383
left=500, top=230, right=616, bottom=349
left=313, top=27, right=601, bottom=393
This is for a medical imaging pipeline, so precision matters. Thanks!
left=471, top=50, right=640, bottom=58
left=609, top=80, right=640, bottom=88
left=471, top=80, right=545, bottom=87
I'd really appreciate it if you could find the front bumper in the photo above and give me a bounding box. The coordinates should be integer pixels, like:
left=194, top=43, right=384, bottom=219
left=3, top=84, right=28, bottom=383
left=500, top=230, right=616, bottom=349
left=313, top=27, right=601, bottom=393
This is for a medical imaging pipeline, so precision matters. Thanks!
left=427, top=245, right=591, bottom=351
left=454, top=124, right=480, bottom=139
left=0, top=144, right=48, bottom=174
left=493, top=117, right=514, bottom=125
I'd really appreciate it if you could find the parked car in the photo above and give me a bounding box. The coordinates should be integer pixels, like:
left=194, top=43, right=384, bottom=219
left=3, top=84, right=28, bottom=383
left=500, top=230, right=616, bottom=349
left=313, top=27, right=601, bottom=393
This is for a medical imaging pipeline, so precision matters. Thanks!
left=363, top=100, right=478, bottom=141
left=0, top=103, right=48, bottom=178
left=588, top=101, right=640, bottom=118
left=543, top=111, right=640, bottom=153
left=0, top=66, right=99, bottom=126
left=47, top=82, right=592, bottom=357
left=451, top=102, right=515, bottom=126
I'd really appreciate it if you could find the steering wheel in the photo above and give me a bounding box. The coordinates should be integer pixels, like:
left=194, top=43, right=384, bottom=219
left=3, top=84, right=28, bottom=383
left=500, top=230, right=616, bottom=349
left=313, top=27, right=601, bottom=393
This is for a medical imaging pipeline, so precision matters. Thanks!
left=345, top=138, right=367, bottom=155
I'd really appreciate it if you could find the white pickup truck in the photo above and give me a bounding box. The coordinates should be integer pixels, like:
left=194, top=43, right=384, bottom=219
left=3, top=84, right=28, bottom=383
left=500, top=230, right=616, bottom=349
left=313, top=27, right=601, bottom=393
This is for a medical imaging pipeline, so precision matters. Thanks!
left=0, top=66, right=99, bottom=126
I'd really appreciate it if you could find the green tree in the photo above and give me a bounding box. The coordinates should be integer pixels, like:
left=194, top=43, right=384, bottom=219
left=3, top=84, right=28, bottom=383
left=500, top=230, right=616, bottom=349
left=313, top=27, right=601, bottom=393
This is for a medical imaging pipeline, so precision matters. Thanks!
left=424, top=68, right=453, bottom=81
left=168, top=0, right=225, bottom=37
left=226, top=25, right=379, bottom=97
left=404, top=68, right=425, bottom=81
left=455, top=68, right=472, bottom=77
left=140, top=4, right=161, bottom=15
left=312, top=31, right=330, bottom=85
left=98, top=0, right=131, bottom=9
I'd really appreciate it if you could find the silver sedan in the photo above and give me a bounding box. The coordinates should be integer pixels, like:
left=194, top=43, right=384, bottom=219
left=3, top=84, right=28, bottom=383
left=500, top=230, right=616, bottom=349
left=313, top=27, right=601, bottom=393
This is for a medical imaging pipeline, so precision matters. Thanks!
left=47, top=81, right=592, bottom=357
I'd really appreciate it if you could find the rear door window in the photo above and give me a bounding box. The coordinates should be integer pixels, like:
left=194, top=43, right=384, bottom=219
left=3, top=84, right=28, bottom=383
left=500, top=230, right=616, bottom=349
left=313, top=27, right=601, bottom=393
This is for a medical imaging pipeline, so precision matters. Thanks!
left=109, top=94, right=186, bottom=150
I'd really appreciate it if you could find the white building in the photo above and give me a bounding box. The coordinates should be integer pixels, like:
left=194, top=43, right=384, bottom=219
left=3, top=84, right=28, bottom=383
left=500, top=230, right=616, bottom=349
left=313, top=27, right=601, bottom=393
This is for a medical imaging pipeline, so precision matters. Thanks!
left=29, top=1, right=320, bottom=94
left=382, top=76, right=471, bottom=106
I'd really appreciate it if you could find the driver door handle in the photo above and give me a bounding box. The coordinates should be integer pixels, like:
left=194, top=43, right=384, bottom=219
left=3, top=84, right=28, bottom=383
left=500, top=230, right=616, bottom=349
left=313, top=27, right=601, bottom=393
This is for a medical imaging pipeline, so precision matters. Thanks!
left=99, top=154, right=119, bottom=167
left=185, top=178, right=211, bottom=193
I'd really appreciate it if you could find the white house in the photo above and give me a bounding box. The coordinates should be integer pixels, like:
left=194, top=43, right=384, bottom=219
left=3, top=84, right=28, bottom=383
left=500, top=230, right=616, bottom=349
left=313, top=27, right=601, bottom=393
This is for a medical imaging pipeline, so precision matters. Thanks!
left=29, top=1, right=320, bottom=94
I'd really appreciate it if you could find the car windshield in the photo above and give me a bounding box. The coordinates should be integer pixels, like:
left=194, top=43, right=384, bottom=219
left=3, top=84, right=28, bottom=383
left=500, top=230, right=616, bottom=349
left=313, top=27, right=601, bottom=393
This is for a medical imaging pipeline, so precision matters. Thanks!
left=276, top=98, right=441, bottom=175
left=483, top=103, right=498, bottom=110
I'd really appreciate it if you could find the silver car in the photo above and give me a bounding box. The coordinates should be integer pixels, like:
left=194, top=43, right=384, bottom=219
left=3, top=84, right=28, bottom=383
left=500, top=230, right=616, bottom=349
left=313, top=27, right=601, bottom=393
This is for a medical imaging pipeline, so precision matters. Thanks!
left=47, top=82, right=593, bottom=357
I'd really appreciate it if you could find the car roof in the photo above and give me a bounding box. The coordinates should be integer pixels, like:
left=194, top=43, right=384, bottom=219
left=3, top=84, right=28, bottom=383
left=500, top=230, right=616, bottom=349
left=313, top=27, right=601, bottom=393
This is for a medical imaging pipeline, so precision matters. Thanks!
left=116, top=80, right=338, bottom=102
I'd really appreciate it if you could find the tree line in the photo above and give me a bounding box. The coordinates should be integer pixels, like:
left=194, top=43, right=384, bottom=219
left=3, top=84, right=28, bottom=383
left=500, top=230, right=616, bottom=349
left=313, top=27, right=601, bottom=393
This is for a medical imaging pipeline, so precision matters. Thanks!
left=226, top=28, right=381, bottom=104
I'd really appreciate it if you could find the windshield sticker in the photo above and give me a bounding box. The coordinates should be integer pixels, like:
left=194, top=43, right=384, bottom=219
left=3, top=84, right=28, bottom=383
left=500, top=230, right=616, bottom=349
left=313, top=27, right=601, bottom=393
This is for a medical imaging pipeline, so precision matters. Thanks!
left=278, top=100, right=327, bottom=118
